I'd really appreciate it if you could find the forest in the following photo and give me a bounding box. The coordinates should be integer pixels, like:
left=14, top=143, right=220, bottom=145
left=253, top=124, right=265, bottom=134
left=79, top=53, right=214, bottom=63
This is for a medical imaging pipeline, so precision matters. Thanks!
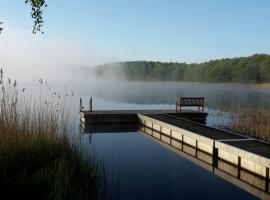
left=93, top=54, right=270, bottom=83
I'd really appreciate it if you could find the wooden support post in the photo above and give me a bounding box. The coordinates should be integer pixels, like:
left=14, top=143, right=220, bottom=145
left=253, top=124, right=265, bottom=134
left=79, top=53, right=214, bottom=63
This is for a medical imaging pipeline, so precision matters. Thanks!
left=237, top=156, right=241, bottom=179
left=80, top=97, right=83, bottom=111
left=212, top=142, right=218, bottom=168
left=265, top=167, right=269, bottom=193
left=0, top=68, right=3, bottom=84
left=195, top=140, right=198, bottom=157
left=170, top=130, right=172, bottom=145
left=181, top=134, right=184, bottom=150
left=89, top=97, right=93, bottom=112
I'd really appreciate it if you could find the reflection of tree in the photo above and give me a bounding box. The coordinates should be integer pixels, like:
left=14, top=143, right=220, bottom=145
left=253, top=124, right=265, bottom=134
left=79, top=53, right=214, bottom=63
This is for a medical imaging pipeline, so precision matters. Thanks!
left=93, top=82, right=270, bottom=111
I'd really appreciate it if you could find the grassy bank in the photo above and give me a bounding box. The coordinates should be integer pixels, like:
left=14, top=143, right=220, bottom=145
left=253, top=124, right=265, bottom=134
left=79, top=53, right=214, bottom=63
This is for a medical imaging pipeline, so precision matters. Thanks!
left=0, top=72, right=102, bottom=199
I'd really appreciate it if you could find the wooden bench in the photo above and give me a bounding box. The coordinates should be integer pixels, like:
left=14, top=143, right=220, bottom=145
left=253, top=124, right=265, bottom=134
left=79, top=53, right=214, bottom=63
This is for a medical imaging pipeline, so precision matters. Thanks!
left=176, top=97, right=204, bottom=112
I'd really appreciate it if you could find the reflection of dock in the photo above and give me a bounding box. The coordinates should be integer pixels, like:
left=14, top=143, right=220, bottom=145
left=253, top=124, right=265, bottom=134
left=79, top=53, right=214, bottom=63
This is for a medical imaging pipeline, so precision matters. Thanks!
left=138, top=114, right=270, bottom=197
left=139, top=126, right=270, bottom=200
left=80, top=122, right=138, bottom=133
left=80, top=109, right=270, bottom=199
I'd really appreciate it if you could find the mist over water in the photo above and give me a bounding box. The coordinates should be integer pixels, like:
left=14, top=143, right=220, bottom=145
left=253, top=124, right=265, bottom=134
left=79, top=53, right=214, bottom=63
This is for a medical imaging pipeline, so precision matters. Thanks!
left=71, top=68, right=270, bottom=112
left=1, top=30, right=268, bottom=200
left=1, top=27, right=270, bottom=113
left=3, top=64, right=270, bottom=113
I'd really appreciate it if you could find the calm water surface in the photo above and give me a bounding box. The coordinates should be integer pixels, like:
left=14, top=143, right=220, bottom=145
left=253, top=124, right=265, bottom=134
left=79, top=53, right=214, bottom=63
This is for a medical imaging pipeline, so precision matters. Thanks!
left=75, top=81, right=269, bottom=200
left=80, top=132, right=258, bottom=200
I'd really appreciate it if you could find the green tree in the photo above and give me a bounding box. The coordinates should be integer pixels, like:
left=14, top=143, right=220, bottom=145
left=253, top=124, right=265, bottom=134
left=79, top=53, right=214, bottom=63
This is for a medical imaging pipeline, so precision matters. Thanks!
left=0, top=0, right=47, bottom=34
left=25, top=0, right=48, bottom=34
left=94, top=54, right=270, bottom=83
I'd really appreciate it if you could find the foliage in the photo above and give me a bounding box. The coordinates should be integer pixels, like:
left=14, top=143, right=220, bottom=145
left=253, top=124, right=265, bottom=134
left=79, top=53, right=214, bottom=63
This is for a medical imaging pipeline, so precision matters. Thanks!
left=25, top=0, right=47, bottom=34
left=95, top=54, right=270, bottom=83
left=0, top=1, right=47, bottom=34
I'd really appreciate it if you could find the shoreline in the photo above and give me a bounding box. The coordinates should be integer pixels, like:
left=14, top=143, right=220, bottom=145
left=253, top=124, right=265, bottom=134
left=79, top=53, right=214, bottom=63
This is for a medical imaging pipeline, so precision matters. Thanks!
left=121, top=79, right=270, bottom=90
left=252, top=83, right=270, bottom=90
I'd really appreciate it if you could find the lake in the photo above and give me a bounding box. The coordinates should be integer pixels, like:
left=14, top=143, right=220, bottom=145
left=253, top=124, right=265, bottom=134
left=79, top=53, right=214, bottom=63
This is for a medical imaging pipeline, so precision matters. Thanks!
left=74, top=80, right=270, bottom=200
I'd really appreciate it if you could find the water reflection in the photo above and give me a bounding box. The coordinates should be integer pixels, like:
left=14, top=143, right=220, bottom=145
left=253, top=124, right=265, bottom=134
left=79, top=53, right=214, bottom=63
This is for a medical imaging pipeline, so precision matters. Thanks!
left=80, top=122, right=138, bottom=133
left=81, top=121, right=270, bottom=199
left=79, top=81, right=270, bottom=111
left=139, top=126, right=270, bottom=200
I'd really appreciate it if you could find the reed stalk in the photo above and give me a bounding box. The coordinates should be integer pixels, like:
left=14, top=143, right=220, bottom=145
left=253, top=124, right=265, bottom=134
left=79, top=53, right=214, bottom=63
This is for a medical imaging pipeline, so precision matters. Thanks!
left=0, top=69, right=102, bottom=199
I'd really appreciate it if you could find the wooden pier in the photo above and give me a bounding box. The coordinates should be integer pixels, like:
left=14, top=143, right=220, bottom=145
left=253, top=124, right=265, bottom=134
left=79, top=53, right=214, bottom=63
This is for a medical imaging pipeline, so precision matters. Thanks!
left=80, top=108, right=270, bottom=198
left=80, top=109, right=208, bottom=124
left=139, top=126, right=270, bottom=199
left=138, top=114, right=270, bottom=187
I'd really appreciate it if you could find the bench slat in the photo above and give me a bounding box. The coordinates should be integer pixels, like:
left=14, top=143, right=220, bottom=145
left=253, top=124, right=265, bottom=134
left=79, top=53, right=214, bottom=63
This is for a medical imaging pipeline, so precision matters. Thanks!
left=176, top=97, right=204, bottom=112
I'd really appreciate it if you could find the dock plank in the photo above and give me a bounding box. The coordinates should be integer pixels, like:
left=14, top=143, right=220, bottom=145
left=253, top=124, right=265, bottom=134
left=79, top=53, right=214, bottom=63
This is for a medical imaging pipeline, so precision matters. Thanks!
left=143, top=114, right=247, bottom=140
left=221, top=140, right=270, bottom=159
left=81, top=109, right=208, bottom=124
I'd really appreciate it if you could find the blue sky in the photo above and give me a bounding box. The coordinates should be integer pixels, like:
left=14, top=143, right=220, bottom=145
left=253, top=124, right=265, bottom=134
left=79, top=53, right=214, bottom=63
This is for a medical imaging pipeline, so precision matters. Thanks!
left=1, top=0, right=270, bottom=63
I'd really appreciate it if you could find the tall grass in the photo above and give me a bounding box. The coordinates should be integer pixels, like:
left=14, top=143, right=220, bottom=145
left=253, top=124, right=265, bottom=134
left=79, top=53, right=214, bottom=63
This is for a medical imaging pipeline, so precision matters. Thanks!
left=0, top=70, right=102, bottom=199
left=211, top=108, right=270, bottom=142
left=228, top=108, right=270, bottom=141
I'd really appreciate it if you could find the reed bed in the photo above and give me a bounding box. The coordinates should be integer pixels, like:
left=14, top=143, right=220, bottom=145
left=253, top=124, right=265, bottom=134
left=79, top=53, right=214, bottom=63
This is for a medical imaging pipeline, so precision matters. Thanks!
left=211, top=108, right=270, bottom=142
left=228, top=108, right=270, bottom=141
left=0, top=70, right=102, bottom=200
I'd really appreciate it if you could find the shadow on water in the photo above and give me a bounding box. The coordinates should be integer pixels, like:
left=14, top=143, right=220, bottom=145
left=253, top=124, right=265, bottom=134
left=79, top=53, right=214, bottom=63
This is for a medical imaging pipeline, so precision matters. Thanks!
left=80, top=122, right=269, bottom=200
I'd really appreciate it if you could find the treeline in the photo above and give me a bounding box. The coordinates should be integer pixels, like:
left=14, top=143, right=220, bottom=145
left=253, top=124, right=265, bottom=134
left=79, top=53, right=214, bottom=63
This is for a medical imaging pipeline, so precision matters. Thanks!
left=94, top=54, right=270, bottom=83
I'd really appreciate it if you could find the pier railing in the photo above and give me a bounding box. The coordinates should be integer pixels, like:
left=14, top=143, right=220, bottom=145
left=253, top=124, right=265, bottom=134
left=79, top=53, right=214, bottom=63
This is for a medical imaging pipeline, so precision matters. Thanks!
left=80, top=97, right=93, bottom=112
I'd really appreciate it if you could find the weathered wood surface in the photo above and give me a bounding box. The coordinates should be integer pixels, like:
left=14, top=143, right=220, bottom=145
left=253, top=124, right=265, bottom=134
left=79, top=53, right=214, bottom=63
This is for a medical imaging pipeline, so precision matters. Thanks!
left=80, top=109, right=208, bottom=124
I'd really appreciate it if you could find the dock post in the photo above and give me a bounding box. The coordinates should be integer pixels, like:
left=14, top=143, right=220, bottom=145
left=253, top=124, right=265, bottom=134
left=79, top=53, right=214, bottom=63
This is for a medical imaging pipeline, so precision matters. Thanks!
left=265, top=167, right=269, bottom=192
left=80, top=97, right=83, bottom=111
left=195, top=140, right=198, bottom=158
left=0, top=68, right=3, bottom=84
left=237, top=156, right=241, bottom=179
left=212, top=142, right=218, bottom=168
left=89, top=97, right=93, bottom=112
left=181, top=134, right=184, bottom=150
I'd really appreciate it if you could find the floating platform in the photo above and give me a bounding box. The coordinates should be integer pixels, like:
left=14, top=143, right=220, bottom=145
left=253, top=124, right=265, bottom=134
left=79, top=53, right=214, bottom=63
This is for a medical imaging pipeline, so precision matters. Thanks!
left=80, top=109, right=208, bottom=124
left=139, top=126, right=270, bottom=199
left=80, top=109, right=270, bottom=197
left=138, top=114, right=270, bottom=185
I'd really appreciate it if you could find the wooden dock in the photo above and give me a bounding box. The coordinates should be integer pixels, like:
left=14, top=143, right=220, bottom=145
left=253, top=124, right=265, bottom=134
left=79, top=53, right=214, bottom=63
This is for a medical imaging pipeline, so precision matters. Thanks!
left=80, top=109, right=270, bottom=197
left=138, top=114, right=270, bottom=188
left=80, top=109, right=208, bottom=124
left=139, top=126, right=270, bottom=199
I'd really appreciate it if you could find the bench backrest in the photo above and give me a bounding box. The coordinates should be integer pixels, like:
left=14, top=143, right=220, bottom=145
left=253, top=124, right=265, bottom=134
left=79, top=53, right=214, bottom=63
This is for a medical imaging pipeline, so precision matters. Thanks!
left=179, top=97, right=204, bottom=106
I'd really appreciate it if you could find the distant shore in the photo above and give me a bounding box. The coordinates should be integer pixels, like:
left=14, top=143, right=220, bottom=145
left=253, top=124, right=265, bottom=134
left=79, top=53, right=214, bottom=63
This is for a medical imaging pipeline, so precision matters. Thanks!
left=252, top=83, right=270, bottom=90
left=123, top=79, right=270, bottom=90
